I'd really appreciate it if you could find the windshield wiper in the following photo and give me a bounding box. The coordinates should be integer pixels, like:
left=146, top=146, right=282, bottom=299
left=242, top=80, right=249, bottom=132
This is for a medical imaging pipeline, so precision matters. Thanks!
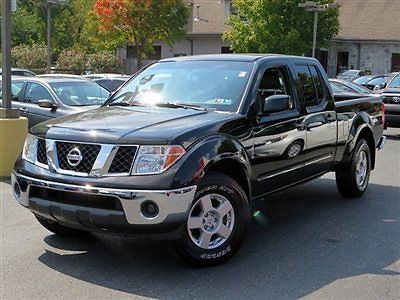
left=108, top=102, right=130, bottom=106
left=155, top=102, right=207, bottom=111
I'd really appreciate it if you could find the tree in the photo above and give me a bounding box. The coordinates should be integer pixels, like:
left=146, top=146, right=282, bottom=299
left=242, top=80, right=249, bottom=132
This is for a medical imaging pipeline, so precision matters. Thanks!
left=224, top=0, right=339, bottom=56
left=11, top=44, right=47, bottom=69
left=93, top=0, right=189, bottom=69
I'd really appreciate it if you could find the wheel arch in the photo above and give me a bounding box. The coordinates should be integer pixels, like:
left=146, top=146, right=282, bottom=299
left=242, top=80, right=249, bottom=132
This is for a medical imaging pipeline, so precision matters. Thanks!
left=339, top=122, right=376, bottom=171
left=172, top=135, right=252, bottom=200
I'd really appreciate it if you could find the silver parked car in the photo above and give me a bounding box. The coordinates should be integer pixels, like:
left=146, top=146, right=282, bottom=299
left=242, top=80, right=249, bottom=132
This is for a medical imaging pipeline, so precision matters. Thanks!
left=0, top=77, right=110, bottom=128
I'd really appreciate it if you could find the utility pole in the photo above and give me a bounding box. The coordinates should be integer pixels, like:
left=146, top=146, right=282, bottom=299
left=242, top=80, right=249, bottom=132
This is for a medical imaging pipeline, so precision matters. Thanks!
left=46, top=0, right=69, bottom=73
left=1, top=0, right=19, bottom=118
left=298, top=1, right=337, bottom=58
left=46, top=4, right=52, bottom=73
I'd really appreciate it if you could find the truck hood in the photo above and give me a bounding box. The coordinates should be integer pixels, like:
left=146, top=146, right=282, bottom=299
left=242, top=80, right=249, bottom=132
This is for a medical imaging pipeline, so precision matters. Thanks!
left=31, top=106, right=237, bottom=145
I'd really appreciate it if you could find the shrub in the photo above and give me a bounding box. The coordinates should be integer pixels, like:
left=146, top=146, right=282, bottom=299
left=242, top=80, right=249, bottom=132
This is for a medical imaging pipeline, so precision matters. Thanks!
left=11, top=44, right=46, bottom=69
left=87, top=51, right=121, bottom=73
left=55, top=49, right=87, bottom=74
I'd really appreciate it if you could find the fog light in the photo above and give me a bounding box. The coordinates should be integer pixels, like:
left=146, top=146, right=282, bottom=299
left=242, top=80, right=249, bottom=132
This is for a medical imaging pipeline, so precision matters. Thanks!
left=14, top=182, right=21, bottom=198
left=140, top=201, right=159, bottom=218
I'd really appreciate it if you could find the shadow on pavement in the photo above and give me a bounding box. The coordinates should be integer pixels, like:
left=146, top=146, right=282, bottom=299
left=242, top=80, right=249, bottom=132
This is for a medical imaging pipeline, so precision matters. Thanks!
left=38, top=178, right=400, bottom=299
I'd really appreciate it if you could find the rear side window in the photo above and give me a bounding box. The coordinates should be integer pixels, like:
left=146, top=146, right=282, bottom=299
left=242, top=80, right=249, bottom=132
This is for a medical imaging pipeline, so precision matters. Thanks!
left=0, top=81, right=24, bottom=101
left=296, top=65, right=325, bottom=107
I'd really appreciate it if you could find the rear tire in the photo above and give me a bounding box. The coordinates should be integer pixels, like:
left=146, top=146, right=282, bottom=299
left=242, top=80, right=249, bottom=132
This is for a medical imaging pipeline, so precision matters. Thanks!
left=336, top=139, right=371, bottom=198
left=174, top=172, right=250, bottom=267
left=35, top=216, right=89, bottom=236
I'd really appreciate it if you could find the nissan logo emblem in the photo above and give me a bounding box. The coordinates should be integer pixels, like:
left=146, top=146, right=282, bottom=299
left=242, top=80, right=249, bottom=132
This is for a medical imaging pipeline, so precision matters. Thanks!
left=393, top=96, right=400, bottom=103
left=66, top=148, right=83, bottom=167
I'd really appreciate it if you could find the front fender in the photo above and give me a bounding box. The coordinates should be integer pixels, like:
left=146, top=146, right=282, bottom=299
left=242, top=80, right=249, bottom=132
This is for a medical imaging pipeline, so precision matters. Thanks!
left=171, top=135, right=252, bottom=189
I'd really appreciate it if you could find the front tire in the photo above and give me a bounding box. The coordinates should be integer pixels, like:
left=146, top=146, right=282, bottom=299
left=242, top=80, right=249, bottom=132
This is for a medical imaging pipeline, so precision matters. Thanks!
left=35, top=215, right=89, bottom=236
left=174, top=172, right=250, bottom=266
left=336, top=139, right=372, bottom=198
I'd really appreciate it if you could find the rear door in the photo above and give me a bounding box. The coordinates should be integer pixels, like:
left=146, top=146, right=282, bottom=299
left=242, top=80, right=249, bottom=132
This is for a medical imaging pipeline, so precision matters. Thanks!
left=294, top=63, right=337, bottom=174
left=21, top=82, right=57, bottom=127
left=0, top=80, right=26, bottom=113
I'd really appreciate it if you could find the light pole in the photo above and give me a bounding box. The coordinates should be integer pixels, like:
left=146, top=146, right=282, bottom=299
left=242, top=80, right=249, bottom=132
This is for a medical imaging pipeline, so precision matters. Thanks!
left=46, top=0, right=69, bottom=73
left=298, top=1, right=337, bottom=58
left=1, top=0, right=18, bottom=118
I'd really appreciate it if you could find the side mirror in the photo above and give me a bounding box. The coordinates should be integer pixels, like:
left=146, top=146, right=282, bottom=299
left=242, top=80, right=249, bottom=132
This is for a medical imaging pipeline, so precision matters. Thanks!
left=263, top=94, right=292, bottom=114
left=373, top=83, right=386, bottom=91
left=38, top=99, right=57, bottom=109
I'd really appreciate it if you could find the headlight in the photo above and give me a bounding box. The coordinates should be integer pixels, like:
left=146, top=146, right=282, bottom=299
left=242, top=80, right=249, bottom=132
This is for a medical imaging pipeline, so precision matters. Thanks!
left=22, top=134, right=38, bottom=164
left=132, top=145, right=186, bottom=175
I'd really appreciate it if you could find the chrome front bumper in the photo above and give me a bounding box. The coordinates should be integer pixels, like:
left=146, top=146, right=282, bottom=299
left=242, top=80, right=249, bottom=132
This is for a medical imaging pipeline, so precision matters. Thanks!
left=11, top=172, right=196, bottom=226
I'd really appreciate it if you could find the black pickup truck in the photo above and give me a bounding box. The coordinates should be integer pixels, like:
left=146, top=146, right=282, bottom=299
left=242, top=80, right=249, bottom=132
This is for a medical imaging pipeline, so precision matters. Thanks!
left=12, top=54, right=385, bottom=266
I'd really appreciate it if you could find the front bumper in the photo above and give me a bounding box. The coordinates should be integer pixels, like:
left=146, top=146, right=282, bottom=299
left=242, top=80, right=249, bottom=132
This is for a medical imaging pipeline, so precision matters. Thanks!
left=11, top=172, right=196, bottom=234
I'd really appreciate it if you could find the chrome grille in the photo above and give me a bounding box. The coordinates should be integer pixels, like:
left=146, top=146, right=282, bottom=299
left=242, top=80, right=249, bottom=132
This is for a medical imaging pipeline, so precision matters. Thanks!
left=108, top=146, right=137, bottom=174
left=56, top=142, right=101, bottom=174
left=383, top=95, right=400, bottom=104
left=37, top=139, right=47, bottom=165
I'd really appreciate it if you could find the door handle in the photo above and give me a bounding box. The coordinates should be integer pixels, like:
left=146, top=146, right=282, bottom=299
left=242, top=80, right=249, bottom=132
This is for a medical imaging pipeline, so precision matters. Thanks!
left=19, top=107, right=28, bottom=112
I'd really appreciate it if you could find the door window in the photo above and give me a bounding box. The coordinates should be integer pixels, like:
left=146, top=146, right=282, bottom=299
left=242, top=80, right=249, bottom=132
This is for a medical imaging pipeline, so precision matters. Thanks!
left=296, top=65, right=325, bottom=107
left=24, top=82, right=53, bottom=104
left=258, top=66, right=294, bottom=112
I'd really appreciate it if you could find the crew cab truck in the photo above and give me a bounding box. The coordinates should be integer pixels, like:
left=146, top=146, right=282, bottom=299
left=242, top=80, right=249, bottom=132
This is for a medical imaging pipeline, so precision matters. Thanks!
left=12, top=54, right=385, bottom=266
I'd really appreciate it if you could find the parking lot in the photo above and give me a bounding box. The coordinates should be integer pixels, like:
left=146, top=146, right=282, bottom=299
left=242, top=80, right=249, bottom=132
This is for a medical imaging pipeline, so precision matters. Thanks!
left=1, top=128, right=399, bottom=299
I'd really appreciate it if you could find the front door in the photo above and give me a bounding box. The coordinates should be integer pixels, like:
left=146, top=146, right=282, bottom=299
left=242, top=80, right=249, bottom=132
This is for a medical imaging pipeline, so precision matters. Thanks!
left=251, top=62, right=308, bottom=197
left=21, top=82, right=57, bottom=127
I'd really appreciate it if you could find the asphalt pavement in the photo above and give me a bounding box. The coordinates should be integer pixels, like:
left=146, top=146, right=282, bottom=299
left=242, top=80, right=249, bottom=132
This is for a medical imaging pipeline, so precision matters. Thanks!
left=1, top=129, right=399, bottom=299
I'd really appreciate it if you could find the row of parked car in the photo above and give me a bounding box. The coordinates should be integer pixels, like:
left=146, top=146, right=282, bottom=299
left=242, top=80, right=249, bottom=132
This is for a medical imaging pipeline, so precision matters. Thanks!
left=1, top=66, right=399, bottom=129
left=0, top=68, right=130, bottom=127
left=333, top=70, right=400, bottom=128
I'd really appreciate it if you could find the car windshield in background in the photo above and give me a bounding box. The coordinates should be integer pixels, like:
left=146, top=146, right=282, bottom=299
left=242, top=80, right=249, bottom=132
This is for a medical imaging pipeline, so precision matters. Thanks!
left=344, top=81, right=371, bottom=93
left=388, top=75, right=400, bottom=88
left=108, top=61, right=254, bottom=112
left=340, top=70, right=358, bottom=76
left=50, top=82, right=110, bottom=106
left=353, top=76, right=375, bottom=85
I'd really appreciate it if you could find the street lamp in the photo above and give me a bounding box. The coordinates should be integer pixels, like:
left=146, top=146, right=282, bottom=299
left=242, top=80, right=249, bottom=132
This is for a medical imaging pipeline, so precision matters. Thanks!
left=46, top=0, right=69, bottom=73
left=298, top=1, right=337, bottom=58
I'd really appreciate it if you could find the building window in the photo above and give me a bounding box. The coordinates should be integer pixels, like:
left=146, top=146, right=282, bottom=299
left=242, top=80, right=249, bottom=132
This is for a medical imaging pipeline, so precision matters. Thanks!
left=174, top=54, right=187, bottom=57
left=391, top=53, right=400, bottom=72
left=127, top=45, right=162, bottom=60
left=336, top=51, right=349, bottom=75
left=221, top=47, right=234, bottom=54
left=224, top=0, right=237, bottom=18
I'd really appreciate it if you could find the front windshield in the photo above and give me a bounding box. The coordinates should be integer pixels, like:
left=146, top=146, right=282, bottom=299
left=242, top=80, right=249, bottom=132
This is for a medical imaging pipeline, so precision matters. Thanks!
left=353, top=76, right=374, bottom=85
left=50, top=82, right=110, bottom=106
left=108, top=61, right=254, bottom=112
left=388, top=74, right=400, bottom=88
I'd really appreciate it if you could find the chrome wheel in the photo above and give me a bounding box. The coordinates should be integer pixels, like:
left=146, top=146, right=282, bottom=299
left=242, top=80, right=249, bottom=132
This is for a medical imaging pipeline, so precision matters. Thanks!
left=187, top=194, right=235, bottom=250
left=356, top=150, right=368, bottom=187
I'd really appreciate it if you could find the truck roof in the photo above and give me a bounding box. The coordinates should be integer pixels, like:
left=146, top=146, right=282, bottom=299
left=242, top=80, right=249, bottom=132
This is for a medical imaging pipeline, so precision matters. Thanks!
left=159, top=53, right=317, bottom=63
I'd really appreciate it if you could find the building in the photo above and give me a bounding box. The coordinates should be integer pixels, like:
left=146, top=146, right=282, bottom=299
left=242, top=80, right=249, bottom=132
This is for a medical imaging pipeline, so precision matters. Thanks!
left=118, top=0, right=400, bottom=76
left=117, top=0, right=233, bottom=72
left=326, top=0, right=400, bottom=77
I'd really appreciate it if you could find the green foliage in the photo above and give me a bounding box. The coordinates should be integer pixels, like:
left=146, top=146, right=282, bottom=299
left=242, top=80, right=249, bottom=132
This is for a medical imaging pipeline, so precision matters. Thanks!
left=55, top=49, right=87, bottom=74
left=93, top=0, right=189, bottom=68
left=224, top=0, right=339, bottom=55
left=11, top=0, right=96, bottom=54
left=11, top=44, right=47, bottom=68
left=87, top=51, right=121, bottom=73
